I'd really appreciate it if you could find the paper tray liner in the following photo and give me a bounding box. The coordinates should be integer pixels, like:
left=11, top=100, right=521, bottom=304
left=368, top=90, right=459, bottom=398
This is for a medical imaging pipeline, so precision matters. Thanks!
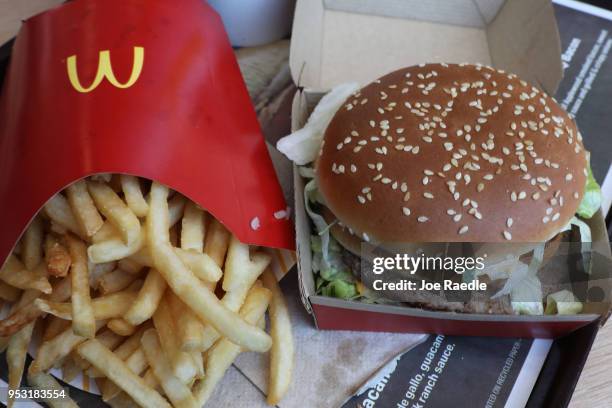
left=0, top=0, right=295, bottom=271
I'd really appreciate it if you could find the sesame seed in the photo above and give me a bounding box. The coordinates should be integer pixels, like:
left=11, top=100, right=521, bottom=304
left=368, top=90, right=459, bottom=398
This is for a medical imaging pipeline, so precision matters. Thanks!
left=565, top=173, right=573, bottom=181
left=511, top=192, right=517, bottom=202
left=404, top=192, right=411, bottom=201
left=447, top=209, right=456, bottom=215
left=453, top=214, right=462, bottom=222
left=458, top=225, right=469, bottom=235
left=422, top=177, right=429, bottom=185
left=402, top=207, right=411, bottom=216
left=507, top=218, right=513, bottom=228
left=552, top=213, right=560, bottom=221
left=424, top=192, right=434, bottom=199
left=357, top=195, right=366, bottom=204
left=542, top=216, right=550, bottom=224
left=503, top=230, right=512, bottom=240
left=418, top=216, right=429, bottom=223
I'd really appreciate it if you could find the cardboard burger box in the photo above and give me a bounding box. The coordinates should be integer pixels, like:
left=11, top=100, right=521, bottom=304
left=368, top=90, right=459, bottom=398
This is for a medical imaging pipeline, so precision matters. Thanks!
left=0, top=0, right=296, bottom=393
left=289, top=0, right=612, bottom=338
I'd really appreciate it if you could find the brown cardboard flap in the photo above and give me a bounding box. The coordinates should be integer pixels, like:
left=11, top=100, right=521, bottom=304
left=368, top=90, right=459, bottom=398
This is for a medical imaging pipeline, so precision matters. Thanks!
left=486, top=0, right=562, bottom=94
left=290, top=0, right=562, bottom=94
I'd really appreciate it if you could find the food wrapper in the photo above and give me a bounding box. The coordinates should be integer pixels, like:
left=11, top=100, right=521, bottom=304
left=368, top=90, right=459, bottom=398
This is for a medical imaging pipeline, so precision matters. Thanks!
left=0, top=0, right=295, bottom=278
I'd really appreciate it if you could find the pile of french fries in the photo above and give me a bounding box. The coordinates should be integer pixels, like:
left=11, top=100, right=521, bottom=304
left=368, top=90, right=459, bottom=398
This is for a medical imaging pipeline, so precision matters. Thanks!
left=0, top=174, right=294, bottom=408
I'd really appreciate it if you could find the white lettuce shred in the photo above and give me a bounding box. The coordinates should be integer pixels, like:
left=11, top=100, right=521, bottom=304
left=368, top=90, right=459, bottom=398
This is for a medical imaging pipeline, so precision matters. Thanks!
left=490, top=244, right=545, bottom=315
left=544, top=290, right=583, bottom=315
left=276, top=83, right=360, bottom=165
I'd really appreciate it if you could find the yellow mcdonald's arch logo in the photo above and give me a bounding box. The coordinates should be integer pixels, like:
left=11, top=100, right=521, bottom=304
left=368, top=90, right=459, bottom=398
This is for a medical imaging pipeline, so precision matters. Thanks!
left=66, top=46, right=144, bottom=93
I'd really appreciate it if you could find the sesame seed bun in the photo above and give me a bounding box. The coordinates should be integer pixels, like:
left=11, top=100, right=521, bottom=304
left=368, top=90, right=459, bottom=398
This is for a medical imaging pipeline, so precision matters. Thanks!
left=316, top=63, right=587, bottom=243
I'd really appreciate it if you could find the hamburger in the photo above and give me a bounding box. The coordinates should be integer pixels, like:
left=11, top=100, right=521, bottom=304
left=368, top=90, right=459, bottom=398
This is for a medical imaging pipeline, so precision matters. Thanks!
left=278, top=63, right=602, bottom=315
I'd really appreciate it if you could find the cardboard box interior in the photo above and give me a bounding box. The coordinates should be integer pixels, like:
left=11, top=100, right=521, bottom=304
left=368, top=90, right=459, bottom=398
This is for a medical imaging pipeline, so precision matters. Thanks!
left=289, top=0, right=612, bottom=331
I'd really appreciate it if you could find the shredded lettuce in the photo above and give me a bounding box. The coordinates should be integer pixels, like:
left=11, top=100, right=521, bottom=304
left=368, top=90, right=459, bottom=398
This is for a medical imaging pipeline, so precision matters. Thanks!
left=577, top=163, right=602, bottom=219
left=277, top=83, right=360, bottom=165
left=321, top=279, right=358, bottom=299
left=304, top=179, right=332, bottom=266
left=491, top=244, right=545, bottom=315
left=510, top=272, right=544, bottom=315
left=544, top=290, right=583, bottom=315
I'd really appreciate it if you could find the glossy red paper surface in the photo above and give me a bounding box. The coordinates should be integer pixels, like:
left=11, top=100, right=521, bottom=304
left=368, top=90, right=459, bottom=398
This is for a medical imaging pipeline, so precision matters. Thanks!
left=0, top=0, right=294, bottom=266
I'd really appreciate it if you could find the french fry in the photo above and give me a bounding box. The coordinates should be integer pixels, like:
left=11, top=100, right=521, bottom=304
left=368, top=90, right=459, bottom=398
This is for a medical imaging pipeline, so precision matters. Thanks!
left=147, top=182, right=271, bottom=353
left=35, top=290, right=137, bottom=320
left=30, top=320, right=106, bottom=373
left=90, top=173, right=112, bottom=183
left=7, top=321, right=35, bottom=408
left=87, top=181, right=141, bottom=246
left=181, top=202, right=205, bottom=253
left=199, top=252, right=269, bottom=351
left=120, top=175, right=149, bottom=218
left=153, top=295, right=197, bottom=383
left=117, top=258, right=144, bottom=275
left=0, top=277, right=71, bottom=337
left=72, top=329, right=124, bottom=372
left=124, top=268, right=166, bottom=325
left=223, top=236, right=271, bottom=292
left=129, top=247, right=222, bottom=283
left=166, top=290, right=205, bottom=352
left=66, top=234, right=95, bottom=338
left=0, top=255, right=52, bottom=293
left=88, top=261, right=117, bottom=287
left=203, top=218, right=230, bottom=267
left=107, top=318, right=136, bottom=336
left=66, top=180, right=104, bottom=237
left=44, top=234, right=71, bottom=277
left=50, top=221, right=68, bottom=236
left=0, top=281, right=20, bottom=302
left=88, top=234, right=146, bottom=264
left=190, top=350, right=205, bottom=379
left=97, top=268, right=139, bottom=294
left=61, top=356, right=81, bottom=383
left=195, top=285, right=271, bottom=405
left=77, top=339, right=171, bottom=408
left=86, top=324, right=148, bottom=378
left=262, top=268, right=294, bottom=405
left=102, top=347, right=149, bottom=402
left=141, top=329, right=198, bottom=408
left=0, top=336, right=9, bottom=353
left=43, top=194, right=86, bottom=239
left=168, top=194, right=186, bottom=227
left=142, top=368, right=161, bottom=391
left=22, top=216, right=44, bottom=270
left=91, top=221, right=119, bottom=243
left=42, top=317, right=71, bottom=342
left=27, top=371, right=79, bottom=408
left=107, top=392, right=141, bottom=408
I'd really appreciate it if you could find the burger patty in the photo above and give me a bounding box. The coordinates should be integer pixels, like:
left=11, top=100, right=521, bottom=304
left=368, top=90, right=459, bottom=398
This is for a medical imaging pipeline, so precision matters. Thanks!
left=339, top=246, right=514, bottom=314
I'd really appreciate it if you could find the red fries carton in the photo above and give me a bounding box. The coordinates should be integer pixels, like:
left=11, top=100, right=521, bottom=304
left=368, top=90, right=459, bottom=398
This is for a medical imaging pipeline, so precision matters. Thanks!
left=0, top=0, right=295, bottom=269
